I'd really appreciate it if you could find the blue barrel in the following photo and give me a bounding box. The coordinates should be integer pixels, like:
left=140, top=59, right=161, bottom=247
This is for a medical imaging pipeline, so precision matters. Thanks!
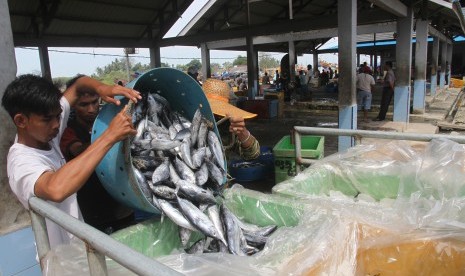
left=91, top=68, right=226, bottom=214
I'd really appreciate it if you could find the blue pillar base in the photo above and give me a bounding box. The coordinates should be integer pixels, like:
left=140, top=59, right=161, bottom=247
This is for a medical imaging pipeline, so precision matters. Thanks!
left=430, top=75, right=437, bottom=96
left=439, top=72, right=445, bottom=89
left=338, top=105, right=357, bottom=152
left=413, top=79, right=425, bottom=114
left=393, top=85, right=410, bottom=123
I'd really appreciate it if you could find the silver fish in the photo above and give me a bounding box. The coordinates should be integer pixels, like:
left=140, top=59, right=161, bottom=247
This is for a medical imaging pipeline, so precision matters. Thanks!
left=157, top=198, right=197, bottom=231
left=207, top=205, right=227, bottom=246
left=207, top=131, right=225, bottom=171
left=145, top=138, right=182, bottom=151
left=197, top=120, right=209, bottom=148
left=206, top=159, right=224, bottom=186
left=174, top=128, right=191, bottom=141
left=180, top=137, right=195, bottom=169
left=177, top=195, right=224, bottom=243
left=168, top=125, right=177, bottom=140
left=192, top=147, right=207, bottom=168
left=220, top=204, right=245, bottom=256
left=134, top=167, right=153, bottom=204
left=174, top=157, right=196, bottom=184
left=185, top=238, right=206, bottom=254
left=147, top=94, right=163, bottom=116
left=190, top=108, right=202, bottom=147
left=176, top=179, right=217, bottom=205
left=179, top=227, right=193, bottom=248
left=150, top=185, right=176, bottom=200
left=151, top=158, right=170, bottom=184
left=195, top=162, right=209, bottom=186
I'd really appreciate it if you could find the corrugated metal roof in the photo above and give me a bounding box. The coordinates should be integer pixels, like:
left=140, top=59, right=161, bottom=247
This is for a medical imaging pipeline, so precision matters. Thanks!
left=8, top=0, right=194, bottom=47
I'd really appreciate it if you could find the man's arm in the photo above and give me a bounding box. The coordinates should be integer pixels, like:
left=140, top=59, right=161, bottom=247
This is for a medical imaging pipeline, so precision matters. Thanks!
left=34, top=106, right=136, bottom=202
left=64, top=76, right=141, bottom=107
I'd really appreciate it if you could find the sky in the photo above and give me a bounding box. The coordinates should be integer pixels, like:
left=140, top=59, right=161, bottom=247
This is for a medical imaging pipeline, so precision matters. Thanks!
left=13, top=0, right=346, bottom=78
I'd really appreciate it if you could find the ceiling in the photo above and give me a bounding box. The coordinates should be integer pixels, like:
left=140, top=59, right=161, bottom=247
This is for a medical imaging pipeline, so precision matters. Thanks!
left=161, top=0, right=465, bottom=54
left=7, top=0, right=465, bottom=54
left=8, top=0, right=193, bottom=47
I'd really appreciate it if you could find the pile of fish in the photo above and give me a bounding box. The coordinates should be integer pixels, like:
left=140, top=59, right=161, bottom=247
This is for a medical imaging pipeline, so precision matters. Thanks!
left=129, top=92, right=277, bottom=255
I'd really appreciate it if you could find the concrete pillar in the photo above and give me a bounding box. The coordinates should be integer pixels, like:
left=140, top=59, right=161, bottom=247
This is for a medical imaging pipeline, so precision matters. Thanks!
left=439, top=40, right=447, bottom=89
left=0, top=0, right=23, bottom=231
left=430, top=37, right=439, bottom=96
left=447, top=43, right=453, bottom=85
left=393, top=8, right=413, bottom=124
left=337, top=0, right=357, bottom=151
left=412, top=20, right=428, bottom=114
left=313, top=52, right=318, bottom=73
left=149, top=47, right=161, bottom=68
left=200, top=43, right=211, bottom=82
left=374, top=52, right=378, bottom=79
left=38, top=46, right=52, bottom=81
left=357, top=53, right=360, bottom=66
left=246, top=36, right=258, bottom=99
left=288, top=40, right=296, bottom=80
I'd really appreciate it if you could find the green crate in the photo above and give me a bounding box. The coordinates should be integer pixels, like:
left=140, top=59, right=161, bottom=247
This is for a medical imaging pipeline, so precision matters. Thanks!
left=273, top=135, right=324, bottom=184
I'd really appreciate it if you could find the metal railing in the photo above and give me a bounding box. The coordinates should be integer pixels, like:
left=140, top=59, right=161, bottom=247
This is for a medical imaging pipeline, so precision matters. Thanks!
left=29, top=197, right=183, bottom=276
left=293, top=126, right=465, bottom=174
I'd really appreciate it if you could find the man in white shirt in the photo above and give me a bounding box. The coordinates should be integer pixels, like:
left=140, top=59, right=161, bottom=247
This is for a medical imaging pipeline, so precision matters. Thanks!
left=2, top=74, right=141, bottom=248
left=356, top=65, right=376, bottom=122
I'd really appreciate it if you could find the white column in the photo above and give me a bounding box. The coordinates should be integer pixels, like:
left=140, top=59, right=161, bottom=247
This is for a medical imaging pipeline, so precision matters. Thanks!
left=337, top=0, right=357, bottom=152
left=288, top=40, right=296, bottom=81
left=393, top=8, right=413, bottom=124
left=430, top=37, right=439, bottom=96
left=412, top=20, right=428, bottom=114
left=439, top=40, right=447, bottom=89
left=0, top=0, right=22, bottom=232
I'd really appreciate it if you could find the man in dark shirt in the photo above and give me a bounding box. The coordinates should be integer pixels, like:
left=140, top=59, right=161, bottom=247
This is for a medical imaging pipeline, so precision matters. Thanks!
left=60, top=75, right=134, bottom=234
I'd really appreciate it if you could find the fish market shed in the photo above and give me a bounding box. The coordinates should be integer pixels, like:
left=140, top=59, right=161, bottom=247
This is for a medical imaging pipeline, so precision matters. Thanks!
left=1, top=0, right=465, bottom=275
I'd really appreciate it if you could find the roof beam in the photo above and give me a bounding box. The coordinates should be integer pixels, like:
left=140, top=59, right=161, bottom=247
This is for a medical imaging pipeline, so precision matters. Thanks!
left=366, top=0, right=408, bottom=17
left=428, top=24, right=453, bottom=43
left=204, top=22, right=397, bottom=49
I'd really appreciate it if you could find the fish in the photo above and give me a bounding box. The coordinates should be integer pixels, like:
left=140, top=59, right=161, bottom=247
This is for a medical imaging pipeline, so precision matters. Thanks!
left=173, top=128, right=191, bottom=141
left=134, top=167, right=153, bottom=204
left=157, top=198, right=197, bottom=231
left=174, top=157, right=196, bottom=184
left=176, top=181, right=217, bottom=205
left=206, top=159, right=224, bottom=186
left=191, top=147, right=207, bottom=168
left=220, top=204, right=245, bottom=256
left=207, top=131, right=226, bottom=171
left=197, top=120, right=209, bottom=148
left=207, top=204, right=227, bottom=246
left=190, top=108, right=202, bottom=147
left=195, top=162, right=209, bottom=186
left=151, top=158, right=170, bottom=184
left=185, top=238, right=206, bottom=254
left=177, top=195, right=225, bottom=244
left=150, top=185, right=176, bottom=200
left=179, top=227, right=193, bottom=248
left=180, top=137, right=195, bottom=169
left=133, top=138, right=182, bottom=151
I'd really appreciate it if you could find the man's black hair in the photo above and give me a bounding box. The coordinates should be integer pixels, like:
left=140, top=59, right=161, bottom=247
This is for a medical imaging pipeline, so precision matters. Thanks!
left=66, top=74, right=86, bottom=89
left=2, top=74, right=62, bottom=119
left=385, top=61, right=393, bottom=68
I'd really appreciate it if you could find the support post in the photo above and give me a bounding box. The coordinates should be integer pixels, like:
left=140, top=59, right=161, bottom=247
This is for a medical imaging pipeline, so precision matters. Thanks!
left=393, top=7, right=413, bottom=124
left=337, top=0, right=357, bottom=152
left=430, top=37, right=439, bottom=96
left=313, top=52, right=318, bottom=73
left=289, top=40, right=296, bottom=81
left=200, top=43, right=211, bottom=82
left=439, top=40, right=447, bottom=89
left=149, top=47, right=161, bottom=68
left=413, top=20, right=428, bottom=114
left=39, top=46, right=52, bottom=81
left=447, top=43, right=453, bottom=85
left=246, top=36, right=258, bottom=98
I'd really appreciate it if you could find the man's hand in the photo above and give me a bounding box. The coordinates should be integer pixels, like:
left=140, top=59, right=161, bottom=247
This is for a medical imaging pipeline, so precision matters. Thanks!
left=105, top=105, right=137, bottom=143
left=98, top=84, right=141, bottom=106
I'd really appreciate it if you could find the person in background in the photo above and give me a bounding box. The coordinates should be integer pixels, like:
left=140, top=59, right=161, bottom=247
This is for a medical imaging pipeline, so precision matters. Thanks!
left=188, top=66, right=202, bottom=86
left=274, top=70, right=280, bottom=83
left=261, top=72, right=271, bottom=84
left=60, top=75, right=135, bottom=234
left=299, top=70, right=308, bottom=98
left=356, top=66, right=376, bottom=122
left=374, top=61, right=396, bottom=121
left=2, top=74, right=141, bottom=248
left=445, top=61, right=450, bottom=85
left=202, top=78, right=260, bottom=164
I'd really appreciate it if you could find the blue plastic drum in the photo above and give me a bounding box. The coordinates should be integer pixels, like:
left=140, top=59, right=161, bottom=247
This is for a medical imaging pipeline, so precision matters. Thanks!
left=91, top=68, right=226, bottom=214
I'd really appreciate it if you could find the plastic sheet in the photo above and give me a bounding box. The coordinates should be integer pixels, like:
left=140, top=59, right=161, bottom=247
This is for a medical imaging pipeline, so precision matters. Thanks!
left=42, top=139, right=465, bottom=275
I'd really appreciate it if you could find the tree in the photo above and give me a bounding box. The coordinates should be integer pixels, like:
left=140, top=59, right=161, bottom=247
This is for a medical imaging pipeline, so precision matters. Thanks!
left=233, top=55, right=247, bottom=66
left=222, top=61, right=233, bottom=72
left=186, top=59, right=202, bottom=70
left=259, top=53, right=279, bottom=72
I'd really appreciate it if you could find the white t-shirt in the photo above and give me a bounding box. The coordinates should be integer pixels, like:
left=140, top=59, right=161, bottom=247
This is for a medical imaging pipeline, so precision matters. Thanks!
left=356, top=73, right=375, bottom=92
left=7, top=97, right=82, bottom=248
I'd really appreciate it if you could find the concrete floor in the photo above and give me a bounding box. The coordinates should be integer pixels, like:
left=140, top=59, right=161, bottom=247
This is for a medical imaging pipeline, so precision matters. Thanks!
left=237, top=85, right=461, bottom=192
